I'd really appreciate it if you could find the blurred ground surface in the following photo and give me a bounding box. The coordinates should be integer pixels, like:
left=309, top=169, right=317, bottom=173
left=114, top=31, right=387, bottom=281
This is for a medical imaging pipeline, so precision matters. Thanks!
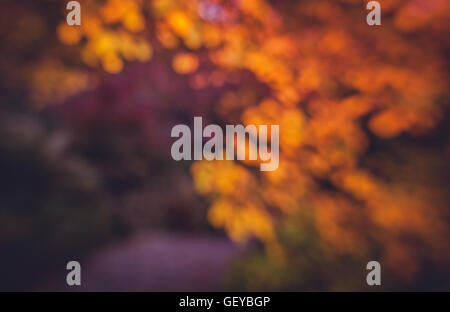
left=39, top=233, right=242, bottom=291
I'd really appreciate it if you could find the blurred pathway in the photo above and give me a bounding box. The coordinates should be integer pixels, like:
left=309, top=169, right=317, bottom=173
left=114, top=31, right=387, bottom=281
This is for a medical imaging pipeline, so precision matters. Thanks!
left=39, top=233, right=243, bottom=291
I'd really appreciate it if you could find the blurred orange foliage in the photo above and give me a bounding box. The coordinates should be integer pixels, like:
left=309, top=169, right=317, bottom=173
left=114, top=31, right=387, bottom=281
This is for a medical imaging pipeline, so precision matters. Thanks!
left=55, top=0, right=450, bottom=283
